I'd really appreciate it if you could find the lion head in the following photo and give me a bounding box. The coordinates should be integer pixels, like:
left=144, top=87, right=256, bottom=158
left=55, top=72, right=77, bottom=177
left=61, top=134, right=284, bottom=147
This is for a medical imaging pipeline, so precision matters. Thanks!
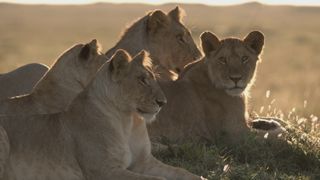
left=146, top=7, right=201, bottom=74
left=200, top=31, right=264, bottom=96
left=107, top=49, right=167, bottom=122
left=39, top=39, right=107, bottom=94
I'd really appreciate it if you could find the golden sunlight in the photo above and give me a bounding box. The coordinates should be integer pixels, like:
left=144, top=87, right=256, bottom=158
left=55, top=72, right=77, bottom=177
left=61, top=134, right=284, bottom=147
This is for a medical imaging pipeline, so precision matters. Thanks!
left=3, top=0, right=320, bottom=6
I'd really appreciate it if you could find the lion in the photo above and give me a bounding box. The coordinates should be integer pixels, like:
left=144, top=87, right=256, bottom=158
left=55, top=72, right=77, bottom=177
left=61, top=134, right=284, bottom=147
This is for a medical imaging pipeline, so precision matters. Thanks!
left=0, top=39, right=107, bottom=116
left=0, top=49, right=202, bottom=180
left=0, top=63, right=49, bottom=100
left=149, top=31, right=284, bottom=144
left=106, top=6, right=201, bottom=81
left=0, top=7, right=200, bottom=99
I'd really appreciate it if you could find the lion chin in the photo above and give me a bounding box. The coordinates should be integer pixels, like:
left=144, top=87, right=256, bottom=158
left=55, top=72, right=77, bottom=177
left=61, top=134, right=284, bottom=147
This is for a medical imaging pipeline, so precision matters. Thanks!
left=225, top=87, right=245, bottom=96
left=137, top=108, right=159, bottom=123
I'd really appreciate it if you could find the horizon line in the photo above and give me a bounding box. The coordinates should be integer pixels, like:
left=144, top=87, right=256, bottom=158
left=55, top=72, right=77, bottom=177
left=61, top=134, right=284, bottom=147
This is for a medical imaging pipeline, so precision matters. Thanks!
left=1, top=1, right=320, bottom=7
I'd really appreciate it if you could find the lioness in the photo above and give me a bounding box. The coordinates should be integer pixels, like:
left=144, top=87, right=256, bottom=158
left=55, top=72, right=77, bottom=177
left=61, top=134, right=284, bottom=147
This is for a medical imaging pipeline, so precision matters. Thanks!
left=149, top=31, right=270, bottom=144
left=0, top=50, right=201, bottom=180
left=0, top=63, right=49, bottom=100
left=0, top=39, right=107, bottom=116
left=106, top=6, right=201, bottom=80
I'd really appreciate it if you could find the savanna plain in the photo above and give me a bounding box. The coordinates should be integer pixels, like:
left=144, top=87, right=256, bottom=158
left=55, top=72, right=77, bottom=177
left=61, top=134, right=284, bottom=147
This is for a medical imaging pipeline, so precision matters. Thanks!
left=0, top=2, right=319, bottom=179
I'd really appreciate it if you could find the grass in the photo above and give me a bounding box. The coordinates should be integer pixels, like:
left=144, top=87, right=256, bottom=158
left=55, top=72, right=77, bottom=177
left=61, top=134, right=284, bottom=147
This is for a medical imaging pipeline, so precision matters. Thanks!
left=0, top=2, right=319, bottom=179
left=154, top=93, right=320, bottom=179
left=155, top=135, right=320, bottom=179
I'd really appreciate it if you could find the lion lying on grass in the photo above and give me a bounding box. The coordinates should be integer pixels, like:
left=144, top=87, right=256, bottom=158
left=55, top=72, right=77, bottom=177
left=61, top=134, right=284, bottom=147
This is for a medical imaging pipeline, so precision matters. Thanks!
left=0, top=50, right=202, bottom=180
left=149, top=31, right=284, bottom=144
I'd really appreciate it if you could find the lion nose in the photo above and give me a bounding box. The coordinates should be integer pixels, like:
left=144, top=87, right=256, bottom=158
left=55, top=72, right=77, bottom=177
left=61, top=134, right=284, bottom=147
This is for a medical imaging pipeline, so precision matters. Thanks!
left=230, top=75, right=242, bottom=84
left=156, top=99, right=167, bottom=107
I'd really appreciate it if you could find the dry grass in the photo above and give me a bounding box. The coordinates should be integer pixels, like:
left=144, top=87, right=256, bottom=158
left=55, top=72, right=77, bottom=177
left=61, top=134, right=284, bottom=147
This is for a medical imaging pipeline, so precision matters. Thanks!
left=0, top=2, right=319, bottom=179
left=155, top=94, right=320, bottom=179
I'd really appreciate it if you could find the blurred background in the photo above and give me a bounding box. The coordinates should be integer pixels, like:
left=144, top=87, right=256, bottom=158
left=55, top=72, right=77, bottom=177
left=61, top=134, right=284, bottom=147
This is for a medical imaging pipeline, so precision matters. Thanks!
left=0, top=0, right=319, bottom=118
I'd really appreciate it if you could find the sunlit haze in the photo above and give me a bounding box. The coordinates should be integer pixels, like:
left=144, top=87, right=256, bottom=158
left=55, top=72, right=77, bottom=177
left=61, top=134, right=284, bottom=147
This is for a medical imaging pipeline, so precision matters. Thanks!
left=2, top=0, right=320, bottom=6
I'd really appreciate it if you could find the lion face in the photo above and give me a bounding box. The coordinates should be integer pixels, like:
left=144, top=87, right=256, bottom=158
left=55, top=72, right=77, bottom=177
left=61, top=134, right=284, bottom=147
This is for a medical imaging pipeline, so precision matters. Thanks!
left=200, top=31, right=264, bottom=96
left=108, top=50, right=167, bottom=122
left=147, top=7, right=201, bottom=74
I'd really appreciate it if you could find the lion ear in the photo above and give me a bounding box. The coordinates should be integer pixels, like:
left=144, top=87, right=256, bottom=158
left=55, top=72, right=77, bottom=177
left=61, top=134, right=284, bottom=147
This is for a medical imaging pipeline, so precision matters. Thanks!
left=147, top=10, right=169, bottom=34
left=200, top=31, right=220, bottom=57
left=168, top=6, right=185, bottom=22
left=109, top=49, right=131, bottom=82
left=79, top=39, right=101, bottom=60
left=132, top=50, right=150, bottom=65
left=243, top=31, right=264, bottom=55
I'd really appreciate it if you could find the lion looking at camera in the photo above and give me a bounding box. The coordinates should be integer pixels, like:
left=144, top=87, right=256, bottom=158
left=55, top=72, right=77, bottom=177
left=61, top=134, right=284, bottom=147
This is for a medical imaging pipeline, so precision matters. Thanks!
left=149, top=31, right=277, bottom=144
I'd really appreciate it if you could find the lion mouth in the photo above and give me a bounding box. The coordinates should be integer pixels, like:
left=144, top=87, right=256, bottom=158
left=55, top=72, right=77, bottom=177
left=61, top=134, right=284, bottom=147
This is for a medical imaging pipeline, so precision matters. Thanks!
left=136, top=108, right=160, bottom=123
left=137, top=108, right=158, bottom=115
left=226, top=87, right=245, bottom=96
left=137, top=108, right=149, bottom=114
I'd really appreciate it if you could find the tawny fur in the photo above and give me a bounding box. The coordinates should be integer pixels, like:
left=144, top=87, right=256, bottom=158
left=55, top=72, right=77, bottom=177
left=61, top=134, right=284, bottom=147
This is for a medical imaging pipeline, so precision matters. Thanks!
left=0, top=39, right=107, bottom=116
left=0, top=63, right=49, bottom=100
left=0, top=50, right=201, bottom=180
left=149, top=31, right=266, bottom=144
left=105, top=6, right=201, bottom=81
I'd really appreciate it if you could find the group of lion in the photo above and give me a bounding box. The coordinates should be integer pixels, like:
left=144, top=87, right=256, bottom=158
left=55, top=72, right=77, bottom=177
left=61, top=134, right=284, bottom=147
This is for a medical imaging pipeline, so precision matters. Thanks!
left=0, top=6, right=284, bottom=180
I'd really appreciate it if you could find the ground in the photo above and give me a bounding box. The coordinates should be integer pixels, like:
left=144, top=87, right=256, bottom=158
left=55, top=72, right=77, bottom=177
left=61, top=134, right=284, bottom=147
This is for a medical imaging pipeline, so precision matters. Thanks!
left=0, top=2, right=319, bottom=179
left=154, top=105, right=320, bottom=179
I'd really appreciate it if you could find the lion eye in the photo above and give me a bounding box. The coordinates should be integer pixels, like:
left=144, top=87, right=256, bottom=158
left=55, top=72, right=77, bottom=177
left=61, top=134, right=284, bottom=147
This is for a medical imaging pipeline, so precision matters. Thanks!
left=218, top=57, right=227, bottom=65
left=242, top=56, right=249, bottom=64
left=138, top=76, right=148, bottom=86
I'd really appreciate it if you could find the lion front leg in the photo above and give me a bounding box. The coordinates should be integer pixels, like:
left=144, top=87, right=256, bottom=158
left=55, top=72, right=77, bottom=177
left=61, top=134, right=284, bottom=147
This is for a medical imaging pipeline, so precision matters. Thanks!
left=130, top=155, right=203, bottom=180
